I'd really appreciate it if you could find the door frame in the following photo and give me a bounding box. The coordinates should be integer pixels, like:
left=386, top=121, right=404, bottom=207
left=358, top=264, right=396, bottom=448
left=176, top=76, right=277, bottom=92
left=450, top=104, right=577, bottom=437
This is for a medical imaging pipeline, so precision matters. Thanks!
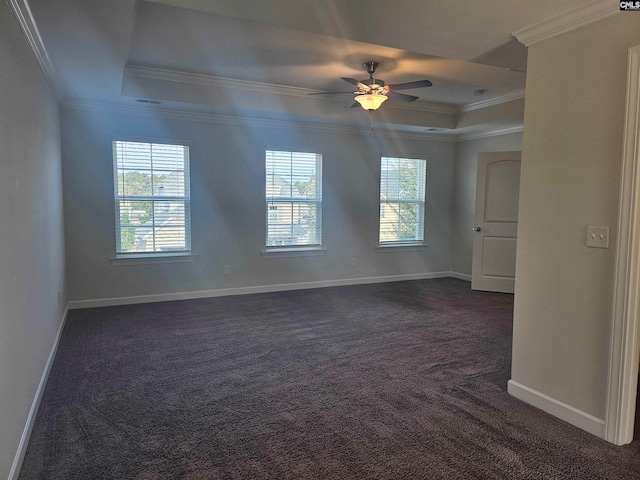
left=606, top=45, right=640, bottom=446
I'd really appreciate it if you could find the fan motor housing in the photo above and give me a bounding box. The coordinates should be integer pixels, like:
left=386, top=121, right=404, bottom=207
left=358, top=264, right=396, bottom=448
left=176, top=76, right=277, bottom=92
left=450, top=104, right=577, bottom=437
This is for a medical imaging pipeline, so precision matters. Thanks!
left=362, top=77, right=385, bottom=88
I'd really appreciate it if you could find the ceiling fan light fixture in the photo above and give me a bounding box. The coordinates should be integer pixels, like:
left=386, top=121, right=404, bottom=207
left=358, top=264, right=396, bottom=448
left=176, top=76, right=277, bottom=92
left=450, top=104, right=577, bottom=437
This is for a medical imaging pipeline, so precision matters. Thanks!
left=309, top=61, right=431, bottom=110
left=354, top=93, right=388, bottom=111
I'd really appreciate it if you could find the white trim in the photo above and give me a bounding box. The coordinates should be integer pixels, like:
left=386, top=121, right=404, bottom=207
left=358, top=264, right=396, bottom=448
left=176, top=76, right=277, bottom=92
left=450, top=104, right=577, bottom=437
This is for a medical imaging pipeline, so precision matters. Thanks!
left=380, top=151, right=429, bottom=161
left=457, top=125, right=524, bottom=142
left=507, top=380, right=605, bottom=438
left=125, top=65, right=316, bottom=98
left=376, top=244, right=427, bottom=252
left=265, top=144, right=327, bottom=156
left=124, top=65, right=525, bottom=115
left=67, top=272, right=451, bottom=309
left=393, top=101, right=457, bottom=115
left=124, top=65, right=458, bottom=115
left=63, top=100, right=457, bottom=142
left=8, top=305, right=69, bottom=480
left=110, top=253, right=197, bottom=266
left=7, top=0, right=64, bottom=103
left=513, top=1, right=619, bottom=47
left=62, top=100, right=525, bottom=143
left=459, top=90, right=526, bottom=113
left=261, top=248, right=326, bottom=258
left=605, top=45, right=640, bottom=446
left=449, top=272, right=472, bottom=282
left=124, top=65, right=530, bottom=116
left=112, top=134, right=193, bottom=147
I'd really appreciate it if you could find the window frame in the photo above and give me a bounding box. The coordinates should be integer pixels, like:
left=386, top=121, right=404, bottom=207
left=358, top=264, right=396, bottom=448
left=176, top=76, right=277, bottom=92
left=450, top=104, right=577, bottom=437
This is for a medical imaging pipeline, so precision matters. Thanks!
left=112, top=138, right=192, bottom=257
left=264, top=148, right=323, bottom=251
left=378, top=155, right=427, bottom=247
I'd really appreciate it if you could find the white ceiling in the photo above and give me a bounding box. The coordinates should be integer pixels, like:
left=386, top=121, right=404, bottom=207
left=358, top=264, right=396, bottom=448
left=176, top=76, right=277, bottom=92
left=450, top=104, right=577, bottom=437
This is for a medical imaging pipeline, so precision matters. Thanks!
left=24, top=0, right=600, bottom=135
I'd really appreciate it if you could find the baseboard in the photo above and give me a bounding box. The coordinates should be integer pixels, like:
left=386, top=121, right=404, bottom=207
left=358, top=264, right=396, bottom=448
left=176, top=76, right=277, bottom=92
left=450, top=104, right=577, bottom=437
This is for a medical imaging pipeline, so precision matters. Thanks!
left=507, top=380, right=605, bottom=438
left=69, top=271, right=453, bottom=309
left=9, top=305, right=69, bottom=480
left=449, top=271, right=472, bottom=282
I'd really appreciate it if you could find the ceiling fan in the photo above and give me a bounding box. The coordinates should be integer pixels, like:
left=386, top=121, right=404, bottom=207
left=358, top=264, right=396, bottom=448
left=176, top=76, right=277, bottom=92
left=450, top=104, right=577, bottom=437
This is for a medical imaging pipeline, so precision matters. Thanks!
left=309, top=61, right=433, bottom=111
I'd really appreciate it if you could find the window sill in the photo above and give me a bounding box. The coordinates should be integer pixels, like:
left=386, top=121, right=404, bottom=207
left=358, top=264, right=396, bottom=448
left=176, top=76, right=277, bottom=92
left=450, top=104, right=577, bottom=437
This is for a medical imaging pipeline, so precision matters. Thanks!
left=376, top=243, right=428, bottom=252
left=261, top=247, right=326, bottom=258
left=110, top=253, right=197, bottom=266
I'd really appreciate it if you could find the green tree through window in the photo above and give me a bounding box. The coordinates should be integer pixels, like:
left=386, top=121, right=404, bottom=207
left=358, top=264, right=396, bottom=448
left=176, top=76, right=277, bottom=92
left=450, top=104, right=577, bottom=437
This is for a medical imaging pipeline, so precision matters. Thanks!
left=379, top=156, right=426, bottom=244
left=114, top=141, right=190, bottom=254
left=266, top=150, right=322, bottom=247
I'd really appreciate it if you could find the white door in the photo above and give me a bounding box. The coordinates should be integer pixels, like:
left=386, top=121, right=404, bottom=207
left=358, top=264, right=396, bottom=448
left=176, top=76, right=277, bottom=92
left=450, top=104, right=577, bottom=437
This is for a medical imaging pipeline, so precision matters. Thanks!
left=472, top=151, right=521, bottom=293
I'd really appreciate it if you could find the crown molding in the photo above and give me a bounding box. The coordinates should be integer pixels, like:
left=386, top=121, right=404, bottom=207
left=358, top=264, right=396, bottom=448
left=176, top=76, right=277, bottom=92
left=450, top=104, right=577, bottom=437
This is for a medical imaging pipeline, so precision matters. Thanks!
left=456, top=125, right=523, bottom=142
left=124, top=65, right=458, bottom=115
left=124, top=65, right=313, bottom=98
left=63, top=99, right=458, bottom=142
left=459, top=89, right=526, bottom=113
left=64, top=98, right=524, bottom=143
left=513, top=1, right=619, bottom=47
left=7, top=0, right=64, bottom=103
left=398, top=100, right=457, bottom=115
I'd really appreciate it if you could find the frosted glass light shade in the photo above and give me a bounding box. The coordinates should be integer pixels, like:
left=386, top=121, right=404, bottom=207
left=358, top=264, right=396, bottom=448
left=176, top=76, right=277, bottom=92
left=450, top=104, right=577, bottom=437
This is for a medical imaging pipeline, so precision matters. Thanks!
left=354, top=93, right=388, bottom=111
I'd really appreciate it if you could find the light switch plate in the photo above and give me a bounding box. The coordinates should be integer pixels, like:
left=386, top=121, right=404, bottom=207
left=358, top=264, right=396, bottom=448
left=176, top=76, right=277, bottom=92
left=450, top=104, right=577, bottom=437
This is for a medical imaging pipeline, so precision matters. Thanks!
left=587, top=226, right=609, bottom=248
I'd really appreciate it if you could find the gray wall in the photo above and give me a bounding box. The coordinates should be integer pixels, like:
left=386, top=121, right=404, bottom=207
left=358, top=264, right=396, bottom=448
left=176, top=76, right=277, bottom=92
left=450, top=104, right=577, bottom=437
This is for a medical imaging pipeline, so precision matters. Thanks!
left=0, top=3, right=66, bottom=478
left=512, top=13, right=640, bottom=419
left=451, top=132, right=523, bottom=276
left=62, top=109, right=456, bottom=302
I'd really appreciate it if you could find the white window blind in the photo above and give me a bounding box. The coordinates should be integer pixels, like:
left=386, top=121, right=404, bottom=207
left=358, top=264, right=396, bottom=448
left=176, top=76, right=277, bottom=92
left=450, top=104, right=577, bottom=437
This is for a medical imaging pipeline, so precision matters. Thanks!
left=113, top=141, right=191, bottom=254
left=266, top=150, right=322, bottom=247
left=379, top=156, right=426, bottom=244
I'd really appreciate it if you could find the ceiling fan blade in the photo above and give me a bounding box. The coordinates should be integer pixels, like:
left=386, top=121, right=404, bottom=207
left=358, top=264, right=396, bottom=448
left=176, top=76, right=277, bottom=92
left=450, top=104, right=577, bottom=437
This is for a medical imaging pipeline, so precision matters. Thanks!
left=307, top=91, right=356, bottom=96
left=350, top=102, right=360, bottom=108
left=341, top=77, right=369, bottom=90
left=388, top=79, right=433, bottom=91
left=386, top=92, right=419, bottom=103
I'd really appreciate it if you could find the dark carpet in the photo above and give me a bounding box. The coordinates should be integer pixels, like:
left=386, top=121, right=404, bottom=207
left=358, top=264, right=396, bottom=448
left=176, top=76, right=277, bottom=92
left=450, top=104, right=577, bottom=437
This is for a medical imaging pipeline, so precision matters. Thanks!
left=19, top=278, right=640, bottom=479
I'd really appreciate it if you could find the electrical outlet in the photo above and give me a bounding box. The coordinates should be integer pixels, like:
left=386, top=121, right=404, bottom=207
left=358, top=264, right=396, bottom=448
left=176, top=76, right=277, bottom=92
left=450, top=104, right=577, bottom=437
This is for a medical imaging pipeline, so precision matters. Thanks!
left=224, top=265, right=230, bottom=275
left=350, top=258, right=357, bottom=267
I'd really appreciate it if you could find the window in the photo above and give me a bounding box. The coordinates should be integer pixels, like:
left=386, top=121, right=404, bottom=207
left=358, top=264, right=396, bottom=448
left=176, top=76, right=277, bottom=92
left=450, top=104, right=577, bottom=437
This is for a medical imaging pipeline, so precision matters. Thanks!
left=113, top=140, right=191, bottom=254
left=379, top=156, right=426, bottom=244
left=268, top=205, right=279, bottom=222
left=266, top=150, right=322, bottom=247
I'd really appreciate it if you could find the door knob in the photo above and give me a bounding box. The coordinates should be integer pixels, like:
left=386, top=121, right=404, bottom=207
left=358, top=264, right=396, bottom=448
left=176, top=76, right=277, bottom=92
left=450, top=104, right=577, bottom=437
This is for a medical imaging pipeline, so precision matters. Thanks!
left=473, top=227, right=482, bottom=232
